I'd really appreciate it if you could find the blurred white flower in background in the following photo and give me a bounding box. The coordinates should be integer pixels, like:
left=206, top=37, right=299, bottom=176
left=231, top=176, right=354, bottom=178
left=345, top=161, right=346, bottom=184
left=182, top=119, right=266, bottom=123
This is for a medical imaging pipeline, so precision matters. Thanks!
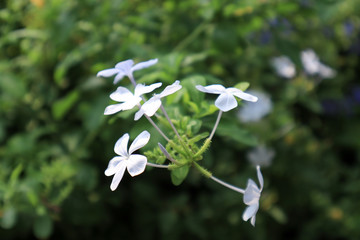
left=237, top=90, right=272, bottom=123
left=271, top=56, right=296, bottom=79
left=301, top=49, right=336, bottom=79
left=247, top=145, right=275, bottom=167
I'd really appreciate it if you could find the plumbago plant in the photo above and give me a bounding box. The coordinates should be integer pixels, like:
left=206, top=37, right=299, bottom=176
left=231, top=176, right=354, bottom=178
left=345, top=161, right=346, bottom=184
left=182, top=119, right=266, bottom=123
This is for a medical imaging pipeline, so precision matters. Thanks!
left=97, top=59, right=265, bottom=226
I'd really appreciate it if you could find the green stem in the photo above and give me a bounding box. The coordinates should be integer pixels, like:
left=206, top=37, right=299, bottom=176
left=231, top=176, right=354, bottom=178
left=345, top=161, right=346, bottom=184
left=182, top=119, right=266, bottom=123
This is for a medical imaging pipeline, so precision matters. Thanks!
left=192, top=162, right=212, bottom=178
left=210, top=175, right=245, bottom=194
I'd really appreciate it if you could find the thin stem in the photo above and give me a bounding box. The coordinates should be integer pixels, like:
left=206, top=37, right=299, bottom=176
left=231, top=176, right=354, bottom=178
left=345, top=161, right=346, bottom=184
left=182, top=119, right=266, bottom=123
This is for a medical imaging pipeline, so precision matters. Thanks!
left=210, top=175, right=245, bottom=194
left=160, top=105, right=192, bottom=155
left=146, top=162, right=169, bottom=169
left=145, top=115, right=170, bottom=142
left=209, top=110, right=223, bottom=141
left=160, top=105, right=182, bottom=140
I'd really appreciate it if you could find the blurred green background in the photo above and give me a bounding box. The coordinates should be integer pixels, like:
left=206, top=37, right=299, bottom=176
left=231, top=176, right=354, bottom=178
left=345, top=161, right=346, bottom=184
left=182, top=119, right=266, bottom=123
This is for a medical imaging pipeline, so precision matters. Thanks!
left=1, top=0, right=360, bottom=239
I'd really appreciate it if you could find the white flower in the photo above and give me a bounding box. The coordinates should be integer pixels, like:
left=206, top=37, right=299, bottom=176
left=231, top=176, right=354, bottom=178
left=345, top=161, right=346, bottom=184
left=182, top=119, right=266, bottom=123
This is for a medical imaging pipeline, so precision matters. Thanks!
left=301, top=49, right=336, bottom=78
left=247, top=145, right=275, bottom=167
left=105, top=131, right=150, bottom=191
left=271, top=56, right=296, bottom=79
left=195, top=84, right=258, bottom=112
left=97, top=59, right=158, bottom=84
left=237, top=90, right=272, bottom=122
left=104, top=82, right=162, bottom=115
left=134, top=80, right=182, bottom=120
left=243, top=165, right=263, bottom=226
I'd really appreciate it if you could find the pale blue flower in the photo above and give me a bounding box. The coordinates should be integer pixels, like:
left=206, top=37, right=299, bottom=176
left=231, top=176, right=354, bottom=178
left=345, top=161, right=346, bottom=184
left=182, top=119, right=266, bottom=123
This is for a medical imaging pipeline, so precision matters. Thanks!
left=104, top=82, right=162, bottom=115
left=196, top=84, right=258, bottom=112
left=134, top=80, right=182, bottom=120
left=97, top=59, right=158, bottom=84
left=243, top=166, right=263, bottom=226
left=105, top=131, right=150, bottom=191
left=247, top=145, right=275, bottom=167
left=271, top=56, right=296, bottom=79
left=301, top=49, right=336, bottom=78
left=237, top=90, right=272, bottom=122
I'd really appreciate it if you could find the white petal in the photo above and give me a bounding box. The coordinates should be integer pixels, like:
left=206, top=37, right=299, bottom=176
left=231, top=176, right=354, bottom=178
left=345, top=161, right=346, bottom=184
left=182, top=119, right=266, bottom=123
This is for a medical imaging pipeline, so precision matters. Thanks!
left=141, top=97, right=162, bottom=117
left=114, top=133, right=129, bottom=157
left=127, top=154, right=147, bottom=176
left=195, top=84, right=225, bottom=94
left=134, top=108, right=145, bottom=121
left=242, top=204, right=259, bottom=222
left=318, top=63, right=336, bottom=78
left=110, top=87, right=134, bottom=102
left=134, top=82, right=162, bottom=97
left=214, top=93, right=238, bottom=112
left=243, top=179, right=261, bottom=205
left=228, top=88, right=258, bottom=102
left=250, top=215, right=256, bottom=227
left=159, top=80, right=182, bottom=98
left=256, top=165, right=264, bottom=191
left=110, top=162, right=127, bottom=191
left=97, top=68, right=120, bottom=77
left=121, top=96, right=142, bottom=111
left=115, top=59, right=134, bottom=72
left=131, top=58, right=158, bottom=72
left=128, top=131, right=150, bottom=154
left=113, top=72, right=127, bottom=84
left=104, top=156, right=126, bottom=176
left=104, top=103, right=125, bottom=115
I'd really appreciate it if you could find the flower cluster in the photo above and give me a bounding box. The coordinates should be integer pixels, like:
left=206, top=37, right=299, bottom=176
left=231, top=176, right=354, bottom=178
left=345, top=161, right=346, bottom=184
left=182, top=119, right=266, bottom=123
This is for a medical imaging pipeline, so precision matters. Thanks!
left=97, top=58, right=266, bottom=226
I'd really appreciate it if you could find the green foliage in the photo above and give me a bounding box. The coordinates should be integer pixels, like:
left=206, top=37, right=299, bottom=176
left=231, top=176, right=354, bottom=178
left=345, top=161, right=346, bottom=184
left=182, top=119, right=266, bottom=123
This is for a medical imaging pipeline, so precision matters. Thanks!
left=1, top=0, right=360, bottom=239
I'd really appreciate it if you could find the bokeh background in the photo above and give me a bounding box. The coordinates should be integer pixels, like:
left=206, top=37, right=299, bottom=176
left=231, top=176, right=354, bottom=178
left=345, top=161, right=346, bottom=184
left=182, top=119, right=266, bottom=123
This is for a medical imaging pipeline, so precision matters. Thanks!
left=1, top=0, right=360, bottom=239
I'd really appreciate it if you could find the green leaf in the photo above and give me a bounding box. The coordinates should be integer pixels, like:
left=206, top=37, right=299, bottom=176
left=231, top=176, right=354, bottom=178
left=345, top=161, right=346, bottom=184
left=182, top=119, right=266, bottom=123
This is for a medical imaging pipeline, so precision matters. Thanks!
left=171, top=165, right=190, bottom=186
left=52, top=90, right=79, bottom=120
left=205, top=119, right=257, bottom=146
left=181, top=75, right=206, bottom=104
left=33, top=215, right=53, bottom=239
left=234, top=82, right=250, bottom=91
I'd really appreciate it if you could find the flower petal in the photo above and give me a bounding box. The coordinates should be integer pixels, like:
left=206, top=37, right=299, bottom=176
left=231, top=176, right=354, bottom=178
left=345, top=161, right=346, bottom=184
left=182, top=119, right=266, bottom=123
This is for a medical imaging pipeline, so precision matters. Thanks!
left=242, top=204, right=259, bottom=222
left=140, top=96, right=162, bottom=117
left=110, top=162, right=127, bottom=191
left=127, top=154, right=147, bottom=176
left=243, top=179, right=261, bottom=205
left=214, top=93, right=238, bottom=112
left=128, top=131, right=150, bottom=155
left=110, top=87, right=134, bottom=102
left=113, top=71, right=127, bottom=84
left=250, top=215, right=256, bottom=227
left=131, top=58, right=158, bottom=72
left=115, top=59, right=134, bottom=71
left=97, top=68, right=120, bottom=77
left=228, top=88, right=258, bottom=102
left=195, top=84, right=225, bottom=94
left=256, top=165, right=264, bottom=191
left=114, top=133, right=129, bottom=157
left=134, top=108, right=145, bottom=121
left=134, top=82, right=162, bottom=97
left=104, top=103, right=125, bottom=115
left=159, top=80, right=182, bottom=98
left=104, top=156, right=126, bottom=176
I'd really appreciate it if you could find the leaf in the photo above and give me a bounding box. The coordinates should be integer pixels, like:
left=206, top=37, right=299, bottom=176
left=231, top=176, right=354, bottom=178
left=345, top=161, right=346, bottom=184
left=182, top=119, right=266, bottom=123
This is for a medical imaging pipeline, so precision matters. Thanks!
left=181, top=75, right=206, bottom=104
left=33, top=215, right=53, bottom=239
left=234, top=82, right=250, bottom=91
left=171, top=165, right=190, bottom=186
left=52, top=90, right=79, bottom=120
left=205, top=119, right=258, bottom=146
